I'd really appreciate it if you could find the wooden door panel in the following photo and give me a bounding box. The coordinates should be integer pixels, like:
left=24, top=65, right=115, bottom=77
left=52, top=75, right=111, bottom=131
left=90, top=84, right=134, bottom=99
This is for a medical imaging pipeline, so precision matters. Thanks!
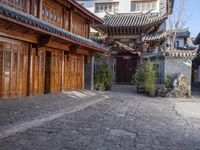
left=50, top=51, right=62, bottom=93
left=0, top=39, right=28, bottom=99
left=64, top=54, right=83, bottom=90
left=10, top=49, right=18, bottom=97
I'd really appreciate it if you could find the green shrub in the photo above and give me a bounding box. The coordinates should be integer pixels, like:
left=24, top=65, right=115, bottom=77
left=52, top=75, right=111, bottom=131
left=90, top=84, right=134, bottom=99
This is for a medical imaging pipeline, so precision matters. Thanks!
left=132, top=63, right=146, bottom=85
left=132, top=59, right=157, bottom=95
left=95, top=63, right=112, bottom=91
left=144, top=59, right=157, bottom=95
left=164, top=75, right=173, bottom=89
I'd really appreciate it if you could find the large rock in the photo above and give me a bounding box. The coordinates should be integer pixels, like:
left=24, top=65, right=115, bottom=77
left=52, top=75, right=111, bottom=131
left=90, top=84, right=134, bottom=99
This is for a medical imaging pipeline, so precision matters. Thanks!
left=167, top=74, right=191, bottom=98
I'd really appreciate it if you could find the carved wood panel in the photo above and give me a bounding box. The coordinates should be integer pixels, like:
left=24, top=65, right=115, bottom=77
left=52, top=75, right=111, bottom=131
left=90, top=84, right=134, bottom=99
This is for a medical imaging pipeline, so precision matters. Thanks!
left=0, top=39, right=28, bottom=99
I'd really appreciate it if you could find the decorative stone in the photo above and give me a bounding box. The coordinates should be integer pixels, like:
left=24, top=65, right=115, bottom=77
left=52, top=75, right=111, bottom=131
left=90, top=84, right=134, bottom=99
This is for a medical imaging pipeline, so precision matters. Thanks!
left=167, top=74, right=191, bottom=98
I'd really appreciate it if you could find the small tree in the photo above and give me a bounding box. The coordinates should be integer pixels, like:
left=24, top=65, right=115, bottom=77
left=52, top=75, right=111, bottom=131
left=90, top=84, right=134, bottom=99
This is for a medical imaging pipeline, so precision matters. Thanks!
left=95, top=63, right=112, bottom=91
left=144, top=59, right=157, bottom=95
left=168, top=0, right=188, bottom=50
left=133, top=59, right=157, bottom=95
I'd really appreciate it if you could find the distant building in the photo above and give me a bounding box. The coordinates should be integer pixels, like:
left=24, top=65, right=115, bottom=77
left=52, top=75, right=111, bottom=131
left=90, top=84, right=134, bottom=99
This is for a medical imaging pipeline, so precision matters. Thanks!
left=77, top=0, right=173, bottom=17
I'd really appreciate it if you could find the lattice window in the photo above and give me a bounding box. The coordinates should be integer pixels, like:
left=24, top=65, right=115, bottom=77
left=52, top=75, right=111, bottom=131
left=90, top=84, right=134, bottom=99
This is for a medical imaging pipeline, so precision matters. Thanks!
left=4, top=52, right=11, bottom=70
left=42, top=0, right=63, bottom=28
left=0, top=0, right=29, bottom=12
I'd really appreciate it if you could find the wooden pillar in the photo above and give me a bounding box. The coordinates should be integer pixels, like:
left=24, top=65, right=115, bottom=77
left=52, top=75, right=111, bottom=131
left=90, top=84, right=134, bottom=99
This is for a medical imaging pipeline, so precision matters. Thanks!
left=27, top=44, right=33, bottom=96
left=37, top=0, right=43, bottom=19
left=61, top=51, right=65, bottom=92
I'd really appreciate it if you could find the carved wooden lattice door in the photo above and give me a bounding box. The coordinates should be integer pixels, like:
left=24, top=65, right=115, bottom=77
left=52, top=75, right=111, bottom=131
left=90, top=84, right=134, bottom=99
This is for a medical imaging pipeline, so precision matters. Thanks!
left=0, top=40, right=28, bottom=98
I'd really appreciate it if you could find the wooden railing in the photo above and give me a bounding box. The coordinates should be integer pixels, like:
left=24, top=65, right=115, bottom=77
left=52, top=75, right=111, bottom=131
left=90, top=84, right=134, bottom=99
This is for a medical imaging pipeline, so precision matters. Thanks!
left=0, top=0, right=28, bottom=13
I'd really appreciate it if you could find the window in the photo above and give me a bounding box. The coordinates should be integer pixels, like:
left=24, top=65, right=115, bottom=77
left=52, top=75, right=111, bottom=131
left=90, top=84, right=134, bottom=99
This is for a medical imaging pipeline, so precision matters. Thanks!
left=142, top=3, right=146, bottom=11
left=152, top=2, right=156, bottom=10
left=147, top=3, right=151, bottom=10
left=131, top=2, right=136, bottom=11
left=130, top=1, right=157, bottom=12
left=109, top=5, right=112, bottom=12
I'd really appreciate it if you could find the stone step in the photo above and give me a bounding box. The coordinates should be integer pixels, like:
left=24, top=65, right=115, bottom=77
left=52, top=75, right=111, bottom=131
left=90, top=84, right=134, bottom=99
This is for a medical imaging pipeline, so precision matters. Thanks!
left=111, top=85, right=135, bottom=92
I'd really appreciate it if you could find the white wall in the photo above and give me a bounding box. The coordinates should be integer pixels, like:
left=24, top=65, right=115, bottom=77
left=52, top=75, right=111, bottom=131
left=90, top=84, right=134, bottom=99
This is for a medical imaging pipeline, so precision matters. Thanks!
left=118, top=0, right=131, bottom=13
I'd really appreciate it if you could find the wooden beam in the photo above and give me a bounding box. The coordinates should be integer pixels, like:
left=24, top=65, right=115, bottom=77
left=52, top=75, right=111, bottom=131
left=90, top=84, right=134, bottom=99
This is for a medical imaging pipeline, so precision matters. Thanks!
left=0, top=28, right=38, bottom=43
left=69, top=45, right=78, bottom=54
left=38, top=35, right=51, bottom=47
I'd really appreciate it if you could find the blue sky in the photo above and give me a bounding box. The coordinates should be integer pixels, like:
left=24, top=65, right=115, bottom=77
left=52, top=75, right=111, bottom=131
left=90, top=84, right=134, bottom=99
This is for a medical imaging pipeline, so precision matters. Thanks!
left=175, top=0, right=200, bottom=37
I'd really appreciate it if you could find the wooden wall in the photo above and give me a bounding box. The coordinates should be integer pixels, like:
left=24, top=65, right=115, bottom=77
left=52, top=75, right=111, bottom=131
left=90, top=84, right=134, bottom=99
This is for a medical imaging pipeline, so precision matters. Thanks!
left=0, top=0, right=97, bottom=99
left=0, top=37, right=85, bottom=99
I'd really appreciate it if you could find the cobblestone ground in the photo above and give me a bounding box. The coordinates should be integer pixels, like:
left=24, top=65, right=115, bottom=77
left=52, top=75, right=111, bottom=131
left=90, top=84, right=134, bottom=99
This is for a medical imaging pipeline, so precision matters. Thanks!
left=0, top=91, right=200, bottom=150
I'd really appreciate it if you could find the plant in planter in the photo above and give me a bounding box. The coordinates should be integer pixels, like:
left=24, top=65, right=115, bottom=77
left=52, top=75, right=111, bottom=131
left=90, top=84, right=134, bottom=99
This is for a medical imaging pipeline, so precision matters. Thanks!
left=144, top=59, right=157, bottom=96
left=95, top=63, right=112, bottom=91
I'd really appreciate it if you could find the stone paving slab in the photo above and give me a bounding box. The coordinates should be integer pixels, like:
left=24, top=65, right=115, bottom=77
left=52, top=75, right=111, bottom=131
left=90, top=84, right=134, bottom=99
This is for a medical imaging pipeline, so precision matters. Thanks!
left=0, top=91, right=200, bottom=150
left=0, top=91, right=106, bottom=130
left=175, top=102, right=200, bottom=119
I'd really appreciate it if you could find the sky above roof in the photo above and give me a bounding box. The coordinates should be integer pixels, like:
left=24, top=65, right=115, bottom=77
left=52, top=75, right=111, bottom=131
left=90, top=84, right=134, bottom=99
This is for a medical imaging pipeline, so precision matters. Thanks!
left=175, top=0, right=200, bottom=38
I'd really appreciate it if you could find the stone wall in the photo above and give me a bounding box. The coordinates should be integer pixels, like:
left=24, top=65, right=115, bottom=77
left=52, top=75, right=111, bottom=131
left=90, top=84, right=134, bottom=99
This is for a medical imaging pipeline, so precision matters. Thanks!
left=164, top=58, right=192, bottom=86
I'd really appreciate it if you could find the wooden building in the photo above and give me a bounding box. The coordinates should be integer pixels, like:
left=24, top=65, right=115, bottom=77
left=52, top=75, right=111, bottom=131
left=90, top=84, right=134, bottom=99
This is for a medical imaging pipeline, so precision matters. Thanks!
left=0, top=0, right=107, bottom=99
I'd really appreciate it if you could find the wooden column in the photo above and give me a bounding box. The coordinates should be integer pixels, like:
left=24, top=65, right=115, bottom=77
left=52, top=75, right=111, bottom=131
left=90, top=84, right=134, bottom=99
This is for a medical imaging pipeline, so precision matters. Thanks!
left=37, top=0, right=43, bottom=19
left=27, top=44, right=33, bottom=96
left=61, top=51, right=65, bottom=92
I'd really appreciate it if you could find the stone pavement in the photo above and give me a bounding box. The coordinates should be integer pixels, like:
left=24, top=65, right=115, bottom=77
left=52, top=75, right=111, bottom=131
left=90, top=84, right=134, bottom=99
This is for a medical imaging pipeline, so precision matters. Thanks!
left=0, top=91, right=200, bottom=150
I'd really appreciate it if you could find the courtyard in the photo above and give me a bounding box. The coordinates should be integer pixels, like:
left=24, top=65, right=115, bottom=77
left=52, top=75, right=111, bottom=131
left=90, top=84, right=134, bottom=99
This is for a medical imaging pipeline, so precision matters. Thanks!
left=0, top=90, right=200, bottom=150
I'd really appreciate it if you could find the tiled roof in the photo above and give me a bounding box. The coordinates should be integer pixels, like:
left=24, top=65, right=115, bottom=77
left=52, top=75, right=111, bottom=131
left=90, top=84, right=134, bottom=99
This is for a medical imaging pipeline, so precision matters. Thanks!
left=143, top=28, right=190, bottom=42
left=143, top=31, right=167, bottom=41
left=0, top=5, right=107, bottom=51
left=144, top=49, right=196, bottom=60
left=97, top=13, right=167, bottom=28
left=163, top=49, right=196, bottom=59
